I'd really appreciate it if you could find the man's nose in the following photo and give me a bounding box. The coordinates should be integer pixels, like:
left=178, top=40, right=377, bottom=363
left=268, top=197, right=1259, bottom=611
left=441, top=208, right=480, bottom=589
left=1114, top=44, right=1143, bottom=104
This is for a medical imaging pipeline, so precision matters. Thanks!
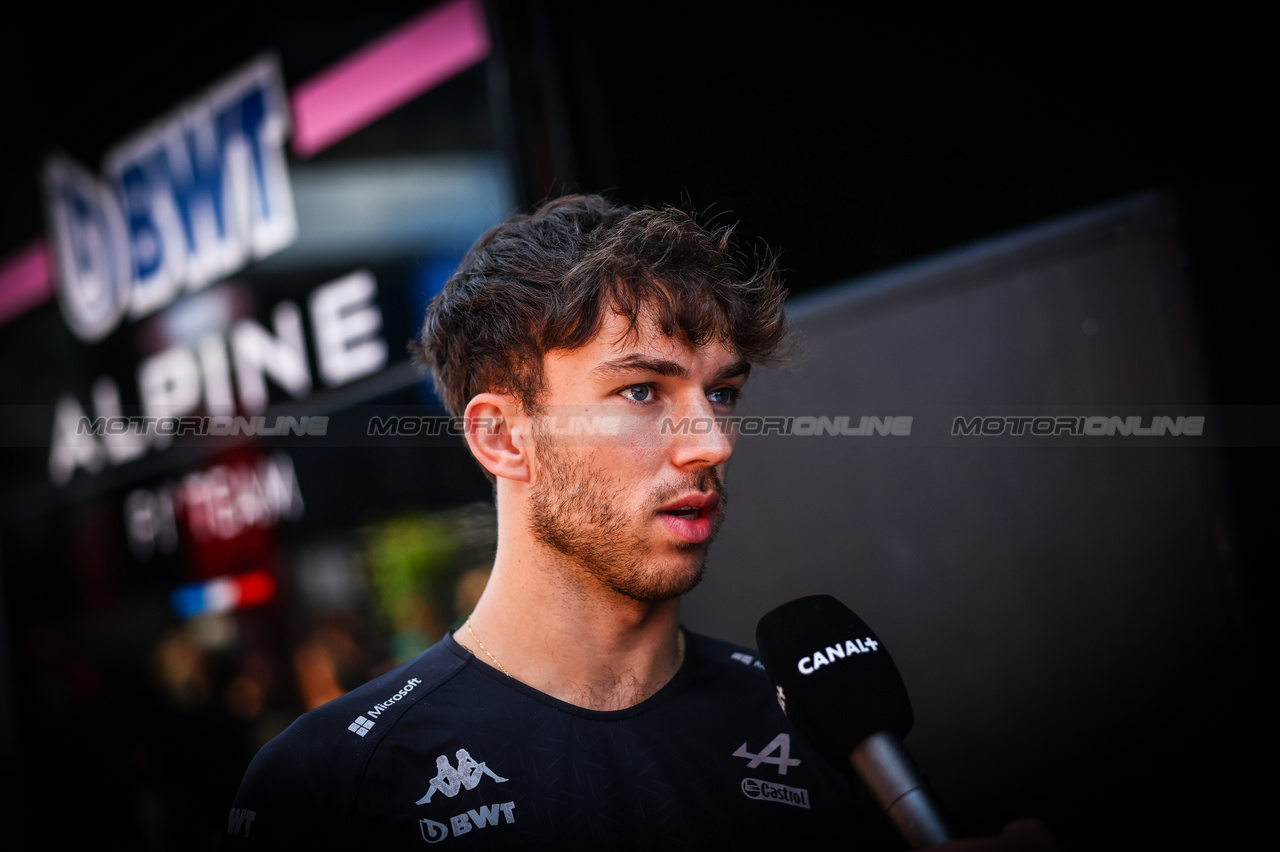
left=667, top=397, right=734, bottom=469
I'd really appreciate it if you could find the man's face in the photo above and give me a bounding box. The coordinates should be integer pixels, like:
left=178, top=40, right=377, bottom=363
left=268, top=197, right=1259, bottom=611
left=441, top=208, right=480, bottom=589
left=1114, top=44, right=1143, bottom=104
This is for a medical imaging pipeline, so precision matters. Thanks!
left=526, top=310, right=748, bottom=602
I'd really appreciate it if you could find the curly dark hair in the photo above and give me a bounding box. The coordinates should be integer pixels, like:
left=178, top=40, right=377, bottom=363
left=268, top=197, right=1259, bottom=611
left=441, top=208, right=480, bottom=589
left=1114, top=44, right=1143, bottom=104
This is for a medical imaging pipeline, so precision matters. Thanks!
left=413, top=194, right=790, bottom=418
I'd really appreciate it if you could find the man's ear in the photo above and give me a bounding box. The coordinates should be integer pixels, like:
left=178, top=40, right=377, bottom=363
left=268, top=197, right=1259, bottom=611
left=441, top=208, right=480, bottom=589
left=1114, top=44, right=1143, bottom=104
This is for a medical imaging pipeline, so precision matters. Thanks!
left=463, top=394, right=531, bottom=482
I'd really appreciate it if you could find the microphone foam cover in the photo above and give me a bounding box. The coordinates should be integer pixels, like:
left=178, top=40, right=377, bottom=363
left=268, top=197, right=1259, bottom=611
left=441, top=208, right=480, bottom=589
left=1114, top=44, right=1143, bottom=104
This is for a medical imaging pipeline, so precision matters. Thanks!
left=756, top=594, right=914, bottom=769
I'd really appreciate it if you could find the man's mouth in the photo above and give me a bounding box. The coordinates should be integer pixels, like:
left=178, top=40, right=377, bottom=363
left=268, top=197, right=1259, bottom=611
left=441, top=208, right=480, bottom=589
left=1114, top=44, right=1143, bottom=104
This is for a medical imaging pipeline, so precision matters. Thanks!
left=658, top=490, right=719, bottom=516
left=657, top=492, right=721, bottom=543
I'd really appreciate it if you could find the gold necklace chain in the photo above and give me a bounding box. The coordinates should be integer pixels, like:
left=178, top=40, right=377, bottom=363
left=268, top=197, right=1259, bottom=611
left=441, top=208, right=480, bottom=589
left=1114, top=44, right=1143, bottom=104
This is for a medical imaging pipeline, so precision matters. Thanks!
left=464, top=619, right=687, bottom=677
left=466, top=618, right=511, bottom=676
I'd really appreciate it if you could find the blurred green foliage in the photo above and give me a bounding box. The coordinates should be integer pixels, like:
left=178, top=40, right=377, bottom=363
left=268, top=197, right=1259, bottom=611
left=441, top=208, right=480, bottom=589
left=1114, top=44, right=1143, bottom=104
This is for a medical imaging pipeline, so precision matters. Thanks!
left=363, top=502, right=496, bottom=660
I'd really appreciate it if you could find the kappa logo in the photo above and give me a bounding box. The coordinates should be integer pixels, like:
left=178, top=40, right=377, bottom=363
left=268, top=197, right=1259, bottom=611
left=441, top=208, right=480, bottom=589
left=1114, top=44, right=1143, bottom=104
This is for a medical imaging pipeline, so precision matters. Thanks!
left=733, top=732, right=802, bottom=775
left=416, top=749, right=508, bottom=804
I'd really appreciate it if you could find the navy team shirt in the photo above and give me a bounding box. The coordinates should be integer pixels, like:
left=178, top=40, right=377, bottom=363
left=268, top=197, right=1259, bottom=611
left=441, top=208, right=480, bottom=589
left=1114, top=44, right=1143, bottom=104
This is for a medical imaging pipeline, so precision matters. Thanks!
left=224, top=630, right=882, bottom=849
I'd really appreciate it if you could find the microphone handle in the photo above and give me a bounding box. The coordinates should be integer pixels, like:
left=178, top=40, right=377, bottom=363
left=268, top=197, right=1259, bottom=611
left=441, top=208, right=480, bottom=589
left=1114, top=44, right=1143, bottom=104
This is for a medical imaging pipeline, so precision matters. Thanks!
left=850, top=730, right=954, bottom=849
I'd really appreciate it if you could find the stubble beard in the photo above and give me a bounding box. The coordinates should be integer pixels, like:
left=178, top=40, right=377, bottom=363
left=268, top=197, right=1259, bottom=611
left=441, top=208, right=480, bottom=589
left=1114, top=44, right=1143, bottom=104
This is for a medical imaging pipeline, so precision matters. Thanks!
left=527, top=434, right=728, bottom=603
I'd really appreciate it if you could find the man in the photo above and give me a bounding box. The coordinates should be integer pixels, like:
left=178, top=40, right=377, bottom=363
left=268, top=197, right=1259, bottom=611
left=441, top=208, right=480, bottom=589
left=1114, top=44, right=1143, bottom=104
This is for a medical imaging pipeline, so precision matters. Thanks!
left=223, top=195, right=1053, bottom=850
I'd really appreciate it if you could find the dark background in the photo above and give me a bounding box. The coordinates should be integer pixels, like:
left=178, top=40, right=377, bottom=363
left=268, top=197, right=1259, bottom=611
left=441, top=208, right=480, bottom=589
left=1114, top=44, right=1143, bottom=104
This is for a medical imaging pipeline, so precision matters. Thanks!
left=2, top=2, right=1273, bottom=849
left=6, top=7, right=1272, bottom=398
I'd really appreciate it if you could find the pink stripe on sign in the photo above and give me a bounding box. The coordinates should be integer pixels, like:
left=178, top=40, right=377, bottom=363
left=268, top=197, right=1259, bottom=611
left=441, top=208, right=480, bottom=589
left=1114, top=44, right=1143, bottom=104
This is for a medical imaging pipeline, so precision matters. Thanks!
left=0, top=240, right=55, bottom=326
left=291, top=0, right=491, bottom=158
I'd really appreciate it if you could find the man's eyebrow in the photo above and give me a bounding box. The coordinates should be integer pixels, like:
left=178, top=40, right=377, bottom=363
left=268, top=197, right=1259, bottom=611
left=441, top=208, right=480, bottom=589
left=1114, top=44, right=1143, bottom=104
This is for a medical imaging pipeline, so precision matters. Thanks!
left=592, top=356, right=688, bottom=379
left=591, top=355, right=752, bottom=382
left=718, top=359, right=752, bottom=382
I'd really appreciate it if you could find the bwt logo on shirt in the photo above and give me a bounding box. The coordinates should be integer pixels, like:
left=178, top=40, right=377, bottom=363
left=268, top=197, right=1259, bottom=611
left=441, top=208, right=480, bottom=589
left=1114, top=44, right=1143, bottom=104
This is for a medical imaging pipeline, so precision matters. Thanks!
left=420, top=802, right=516, bottom=844
left=226, top=807, right=257, bottom=838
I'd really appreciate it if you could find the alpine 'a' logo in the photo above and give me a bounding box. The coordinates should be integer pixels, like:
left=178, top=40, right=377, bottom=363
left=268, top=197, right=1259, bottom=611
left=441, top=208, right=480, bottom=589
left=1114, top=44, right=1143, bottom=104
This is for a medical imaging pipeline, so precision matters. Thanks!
left=733, top=732, right=802, bottom=775
left=416, top=749, right=508, bottom=804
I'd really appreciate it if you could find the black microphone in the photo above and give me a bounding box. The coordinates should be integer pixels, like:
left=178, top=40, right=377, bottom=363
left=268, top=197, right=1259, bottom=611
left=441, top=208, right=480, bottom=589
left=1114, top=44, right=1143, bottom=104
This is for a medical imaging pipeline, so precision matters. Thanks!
left=756, top=594, right=953, bottom=849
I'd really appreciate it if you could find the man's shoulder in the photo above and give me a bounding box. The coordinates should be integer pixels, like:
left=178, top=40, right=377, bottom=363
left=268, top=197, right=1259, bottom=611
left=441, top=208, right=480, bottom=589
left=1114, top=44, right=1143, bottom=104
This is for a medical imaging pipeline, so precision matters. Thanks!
left=225, top=638, right=469, bottom=841
left=684, top=629, right=772, bottom=680
left=272, top=637, right=466, bottom=751
left=677, top=629, right=788, bottom=716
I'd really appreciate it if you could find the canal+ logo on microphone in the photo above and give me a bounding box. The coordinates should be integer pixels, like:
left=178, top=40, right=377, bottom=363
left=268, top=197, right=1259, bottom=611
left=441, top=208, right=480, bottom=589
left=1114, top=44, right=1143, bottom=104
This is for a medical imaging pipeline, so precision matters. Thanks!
left=795, top=637, right=880, bottom=675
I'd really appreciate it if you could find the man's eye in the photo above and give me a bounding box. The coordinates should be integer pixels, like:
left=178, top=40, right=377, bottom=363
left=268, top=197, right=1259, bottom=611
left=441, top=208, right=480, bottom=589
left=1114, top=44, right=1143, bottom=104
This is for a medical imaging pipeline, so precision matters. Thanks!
left=708, top=387, right=740, bottom=406
left=621, top=385, right=653, bottom=403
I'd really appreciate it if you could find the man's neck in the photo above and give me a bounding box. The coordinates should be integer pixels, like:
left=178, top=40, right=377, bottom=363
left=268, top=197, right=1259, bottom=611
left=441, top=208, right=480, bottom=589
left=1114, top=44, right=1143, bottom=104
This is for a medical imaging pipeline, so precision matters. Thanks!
left=455, top=536, right=686, bottom=711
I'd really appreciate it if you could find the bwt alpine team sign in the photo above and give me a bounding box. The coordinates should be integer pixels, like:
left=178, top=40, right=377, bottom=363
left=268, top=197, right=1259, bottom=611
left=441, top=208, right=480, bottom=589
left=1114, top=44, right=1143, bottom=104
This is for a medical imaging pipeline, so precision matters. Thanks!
left=41, top=55, right=392, bottom=487
left=43, top=56, right=296, bottom=343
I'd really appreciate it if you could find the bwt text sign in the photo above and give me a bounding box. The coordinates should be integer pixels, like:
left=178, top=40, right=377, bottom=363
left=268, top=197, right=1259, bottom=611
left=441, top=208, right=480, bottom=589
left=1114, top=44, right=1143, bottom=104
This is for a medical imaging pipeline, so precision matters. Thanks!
left=43, top=55, right=295, bottom=342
